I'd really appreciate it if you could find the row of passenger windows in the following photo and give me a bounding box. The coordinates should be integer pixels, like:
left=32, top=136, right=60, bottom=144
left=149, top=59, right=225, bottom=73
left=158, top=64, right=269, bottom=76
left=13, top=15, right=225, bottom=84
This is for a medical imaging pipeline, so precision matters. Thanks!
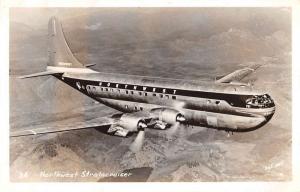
left=93, top=81, right=177, bottom=94
left=78, top=82, right=221, bottom=104
left=86, top=85, right=177, bottom=100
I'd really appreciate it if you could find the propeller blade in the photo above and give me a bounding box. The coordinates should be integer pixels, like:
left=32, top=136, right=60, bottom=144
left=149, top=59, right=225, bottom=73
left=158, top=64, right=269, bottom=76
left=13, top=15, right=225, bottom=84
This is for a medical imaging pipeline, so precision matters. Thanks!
left=129, top=130, right=145, bottom=152
left=166, top=122, right=180, bottom=138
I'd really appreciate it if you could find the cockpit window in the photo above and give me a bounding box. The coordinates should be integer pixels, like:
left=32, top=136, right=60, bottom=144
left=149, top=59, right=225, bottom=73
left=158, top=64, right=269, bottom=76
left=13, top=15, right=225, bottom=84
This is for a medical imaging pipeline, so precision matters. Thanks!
left=245, top=94, right=274, bottom=108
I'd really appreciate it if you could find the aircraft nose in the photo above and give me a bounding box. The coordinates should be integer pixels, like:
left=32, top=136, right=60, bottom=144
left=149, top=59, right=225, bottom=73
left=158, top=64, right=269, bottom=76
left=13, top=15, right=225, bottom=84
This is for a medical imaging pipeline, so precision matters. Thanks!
left=264, top=106, right=276, bottom=121
left=257, top=106, right=276, bottom=128
left=237, top=106, right=276, bottom=132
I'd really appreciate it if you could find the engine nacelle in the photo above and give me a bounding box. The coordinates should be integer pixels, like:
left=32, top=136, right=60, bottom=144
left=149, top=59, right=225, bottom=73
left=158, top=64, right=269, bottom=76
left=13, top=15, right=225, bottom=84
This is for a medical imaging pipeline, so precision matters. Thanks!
left=118, top=114, right=147, bottom=132
left=114, top=127, right=129, bottom=137
left=107, top=126, right=129, bottom=137
left=154, top=108, right=186, bottom=125
left=153, top=120, right=168, bottom=130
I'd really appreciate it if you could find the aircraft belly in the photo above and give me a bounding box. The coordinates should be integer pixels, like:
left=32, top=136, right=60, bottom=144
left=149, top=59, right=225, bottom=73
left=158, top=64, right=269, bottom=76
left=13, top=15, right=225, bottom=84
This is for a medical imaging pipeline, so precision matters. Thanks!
left=183, top=109, right=266, bottom=130
left=206, top=116, right=218, bottom=127
left=91, top=96, right=266, bottom=131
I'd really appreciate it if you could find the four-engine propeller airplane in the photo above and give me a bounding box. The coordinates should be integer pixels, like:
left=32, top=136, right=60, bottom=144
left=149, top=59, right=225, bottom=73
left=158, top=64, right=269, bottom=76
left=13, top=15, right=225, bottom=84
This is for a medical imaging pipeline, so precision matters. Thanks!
left=10, top=17, right=275, bottom=151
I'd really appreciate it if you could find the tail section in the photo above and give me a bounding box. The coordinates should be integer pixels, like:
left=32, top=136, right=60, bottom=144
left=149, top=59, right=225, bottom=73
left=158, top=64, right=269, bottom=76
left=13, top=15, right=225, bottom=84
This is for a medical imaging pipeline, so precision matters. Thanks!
left=19, top=17, right=95, bottom=79
left=48, top=16, right=84, bottom=68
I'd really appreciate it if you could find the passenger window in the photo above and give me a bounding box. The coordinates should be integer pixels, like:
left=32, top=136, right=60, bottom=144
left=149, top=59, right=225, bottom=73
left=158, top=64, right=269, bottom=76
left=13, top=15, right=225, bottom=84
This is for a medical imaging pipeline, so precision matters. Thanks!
left=160, top=94, right=163, bottom=98
left=172, top=96, right=176, bottom=100
left=216, top=101, right=220, bottom=105
left=126, top=90, right=129, bottom=94
left=134, top=106, right=138, bottom=111
left=101, top=88, right=103, bottom=91
left=140, top=107, right=143, bottom=111
left=145, top=92, right=148, bottom=96
left=139, top=92, right=142, bottom=96
left=166, top=95, right=169, bottom=99
left=76, top=82, right=81, bottom=89
left=131, top=91, right=134, bottom=95
left=105, top=88, right=108, bottom=91
left=153, top=93, right=157, bottom=97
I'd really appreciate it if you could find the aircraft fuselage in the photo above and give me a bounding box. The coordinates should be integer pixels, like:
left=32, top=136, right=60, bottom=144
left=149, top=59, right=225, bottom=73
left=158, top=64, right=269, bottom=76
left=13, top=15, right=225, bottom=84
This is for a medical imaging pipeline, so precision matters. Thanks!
left=52, top=68, right=275, bottom=132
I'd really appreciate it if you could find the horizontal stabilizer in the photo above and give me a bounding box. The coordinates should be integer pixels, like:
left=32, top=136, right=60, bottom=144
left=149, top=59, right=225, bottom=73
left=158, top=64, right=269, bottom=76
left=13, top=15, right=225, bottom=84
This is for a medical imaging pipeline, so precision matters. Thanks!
left=18, top=71, right=63, bottom=79
left=215, top=75, right=225, bottom=81
left=215, top=63, right=262, bottom=84
left=84, top=63, right=96, bottom=68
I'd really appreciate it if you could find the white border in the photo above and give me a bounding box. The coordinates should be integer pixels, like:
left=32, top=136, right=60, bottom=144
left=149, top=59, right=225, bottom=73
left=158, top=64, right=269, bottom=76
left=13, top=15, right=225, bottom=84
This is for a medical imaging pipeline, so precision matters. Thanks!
left=3, top=0, right=294, bottom=7
left=1, top=0, right=299, bottom=192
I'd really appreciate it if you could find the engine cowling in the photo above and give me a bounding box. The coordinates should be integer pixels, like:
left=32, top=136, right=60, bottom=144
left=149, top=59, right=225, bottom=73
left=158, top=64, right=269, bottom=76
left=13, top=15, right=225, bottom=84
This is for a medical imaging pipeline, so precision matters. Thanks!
left=107, top=126, right=130, bottom=137
left=118, top=114, right=147, bottom=132
left=155, top=108, right=186, bottom=124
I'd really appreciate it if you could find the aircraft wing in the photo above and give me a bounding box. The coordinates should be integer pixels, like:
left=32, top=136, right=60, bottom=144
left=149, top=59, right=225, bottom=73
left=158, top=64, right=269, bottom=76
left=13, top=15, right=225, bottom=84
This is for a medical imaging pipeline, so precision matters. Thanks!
left=10, top=116, right=117, bottom=137
left=215, top=63, right=261, bottom=83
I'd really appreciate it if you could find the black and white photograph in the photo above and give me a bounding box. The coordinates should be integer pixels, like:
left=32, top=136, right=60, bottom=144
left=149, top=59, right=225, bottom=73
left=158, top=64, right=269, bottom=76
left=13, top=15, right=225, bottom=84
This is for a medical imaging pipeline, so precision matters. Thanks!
left=9, top=7, right=291, bottom=183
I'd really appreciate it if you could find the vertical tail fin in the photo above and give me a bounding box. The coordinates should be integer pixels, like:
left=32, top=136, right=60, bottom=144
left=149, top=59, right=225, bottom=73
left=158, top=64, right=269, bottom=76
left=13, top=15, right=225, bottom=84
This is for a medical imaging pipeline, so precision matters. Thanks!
left=48, top=17, right=84, bottom=68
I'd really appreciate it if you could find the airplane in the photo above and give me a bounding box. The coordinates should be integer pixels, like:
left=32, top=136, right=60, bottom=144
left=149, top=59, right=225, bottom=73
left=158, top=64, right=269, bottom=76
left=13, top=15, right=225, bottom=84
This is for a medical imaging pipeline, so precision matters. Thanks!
left=10, top=17, right=276, bottom=151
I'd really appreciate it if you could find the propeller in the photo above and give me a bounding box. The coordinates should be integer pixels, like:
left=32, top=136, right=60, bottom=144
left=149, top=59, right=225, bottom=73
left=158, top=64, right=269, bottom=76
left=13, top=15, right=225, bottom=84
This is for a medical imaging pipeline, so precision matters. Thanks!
left=166, top=121, right=180, bottom=138
left=166, top=114, right=186, bottom=138
left=129, top=121, right=147, bottom=152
